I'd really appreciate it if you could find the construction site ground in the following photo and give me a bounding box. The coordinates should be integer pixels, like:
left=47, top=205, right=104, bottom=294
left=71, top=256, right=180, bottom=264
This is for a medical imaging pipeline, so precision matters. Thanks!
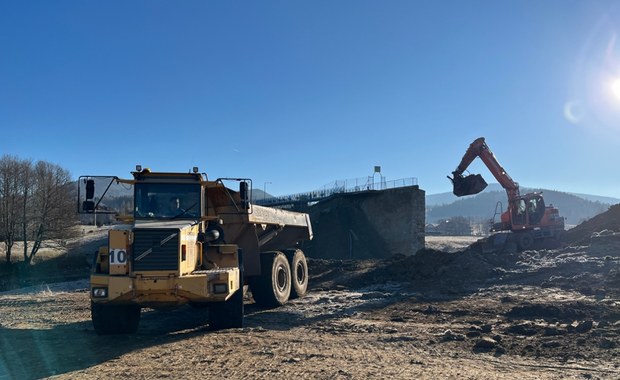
left=1, top=216, right=620, bottom=379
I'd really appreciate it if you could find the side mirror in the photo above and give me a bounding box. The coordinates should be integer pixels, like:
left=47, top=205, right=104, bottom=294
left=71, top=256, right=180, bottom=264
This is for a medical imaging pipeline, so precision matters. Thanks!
left=85, top=179, right=95, bottom=200
left=82, top=179, right=96, bottom=212
left=82, top=200, right=95, bottom=212
left=77, top=175, right=124, bottom=215
left=239, top=181, right=250, bottom=210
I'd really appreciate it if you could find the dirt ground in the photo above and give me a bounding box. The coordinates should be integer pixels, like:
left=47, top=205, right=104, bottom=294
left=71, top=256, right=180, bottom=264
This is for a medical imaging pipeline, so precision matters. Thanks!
left=424, top=235, right=480, bottom=252
left=1, top=227, right=620, bottom=379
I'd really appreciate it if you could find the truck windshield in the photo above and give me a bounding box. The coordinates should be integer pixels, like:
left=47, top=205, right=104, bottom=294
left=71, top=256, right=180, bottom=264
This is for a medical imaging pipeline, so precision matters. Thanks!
left=134, top=183, right=201, bottom=219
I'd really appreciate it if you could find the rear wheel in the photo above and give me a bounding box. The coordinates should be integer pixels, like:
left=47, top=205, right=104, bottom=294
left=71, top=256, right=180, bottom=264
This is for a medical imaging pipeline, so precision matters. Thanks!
left=249, top=251, right=291, bottom=307
left=285, top=249, right=308, bottom=299
left=91, top=302, right=141, bottom=335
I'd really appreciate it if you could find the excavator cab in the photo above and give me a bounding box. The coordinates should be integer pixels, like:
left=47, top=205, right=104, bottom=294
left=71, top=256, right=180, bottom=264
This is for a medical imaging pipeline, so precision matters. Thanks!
left=450, top=173, right=488, bottom=197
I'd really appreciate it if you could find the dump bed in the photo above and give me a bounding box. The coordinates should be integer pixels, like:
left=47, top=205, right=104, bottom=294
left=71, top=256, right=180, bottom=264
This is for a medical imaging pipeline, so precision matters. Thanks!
left=248, top=204, right=313, bottom=251
left=217, top=203, right=312, bottom=276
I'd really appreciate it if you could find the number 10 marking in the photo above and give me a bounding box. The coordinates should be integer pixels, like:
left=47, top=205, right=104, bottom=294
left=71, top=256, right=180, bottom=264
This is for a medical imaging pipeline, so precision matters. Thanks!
left=109, top=249, right=127, bottom=265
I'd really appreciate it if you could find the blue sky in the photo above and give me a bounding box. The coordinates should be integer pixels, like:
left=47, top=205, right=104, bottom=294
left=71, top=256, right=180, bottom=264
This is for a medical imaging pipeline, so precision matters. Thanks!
left=2, top=1, right=620, bottom=198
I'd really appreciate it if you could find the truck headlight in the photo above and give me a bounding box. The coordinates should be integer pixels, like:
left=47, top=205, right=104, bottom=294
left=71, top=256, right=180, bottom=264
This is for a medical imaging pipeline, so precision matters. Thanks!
left=92, top=287, right=108, bottom=298
left=213, top=283, right=228, bottom=294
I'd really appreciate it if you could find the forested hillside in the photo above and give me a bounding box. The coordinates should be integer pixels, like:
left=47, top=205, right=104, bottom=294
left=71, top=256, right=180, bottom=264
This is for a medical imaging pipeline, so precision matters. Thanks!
left=427, top=189, right=611, bottom=226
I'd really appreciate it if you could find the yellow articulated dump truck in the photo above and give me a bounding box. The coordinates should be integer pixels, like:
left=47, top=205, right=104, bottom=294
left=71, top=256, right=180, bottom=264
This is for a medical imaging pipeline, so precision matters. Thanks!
left=78, top=166, right=312, bottom=334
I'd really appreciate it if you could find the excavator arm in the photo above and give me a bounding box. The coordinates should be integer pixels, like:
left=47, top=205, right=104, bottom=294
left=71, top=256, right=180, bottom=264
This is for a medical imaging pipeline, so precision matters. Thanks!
left=450, top=137, right=520, bottom=201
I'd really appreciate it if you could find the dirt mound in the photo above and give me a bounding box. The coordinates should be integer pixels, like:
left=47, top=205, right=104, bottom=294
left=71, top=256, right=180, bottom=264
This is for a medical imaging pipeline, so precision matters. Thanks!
left=561, top=203, right=620, bottom=246
left=310, top=241, right=620, bottom=300
left=310, top=247, right=522, bottom=293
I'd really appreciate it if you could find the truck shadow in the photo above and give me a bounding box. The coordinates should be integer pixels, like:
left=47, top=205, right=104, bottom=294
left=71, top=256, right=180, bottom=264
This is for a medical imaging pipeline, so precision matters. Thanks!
left=0, top=294, right=409, bottom=379
left=0, top=307, right=212, bottom=379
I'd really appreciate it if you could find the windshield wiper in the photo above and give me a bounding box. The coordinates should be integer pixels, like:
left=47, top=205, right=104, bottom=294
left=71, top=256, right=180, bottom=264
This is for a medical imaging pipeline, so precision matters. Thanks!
left=171, top=202, right=198, bottom=219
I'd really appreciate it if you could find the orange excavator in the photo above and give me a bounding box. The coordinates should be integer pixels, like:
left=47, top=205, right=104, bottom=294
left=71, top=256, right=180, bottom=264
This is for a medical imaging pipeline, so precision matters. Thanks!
left=448, top=137, right=564, bottom=250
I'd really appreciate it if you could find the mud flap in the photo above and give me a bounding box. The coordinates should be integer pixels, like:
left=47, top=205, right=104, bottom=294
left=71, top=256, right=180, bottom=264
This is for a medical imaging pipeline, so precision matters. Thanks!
left=208, top=249, right=244, bottom=330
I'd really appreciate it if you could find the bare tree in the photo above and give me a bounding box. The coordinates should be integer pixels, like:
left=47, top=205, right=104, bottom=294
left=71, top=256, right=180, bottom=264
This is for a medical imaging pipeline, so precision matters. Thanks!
left=19, top=159, right=33, bottom=263
left=0, top=156, right=22, bottom=263
left=0, top=155, right=76, bottom=264
left=23, top=161, right=75, bottom=263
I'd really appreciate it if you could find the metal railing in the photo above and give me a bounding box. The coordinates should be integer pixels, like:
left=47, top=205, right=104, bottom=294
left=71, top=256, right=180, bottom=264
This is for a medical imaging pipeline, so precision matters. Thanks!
left=255, top=177, right=418, bottom=207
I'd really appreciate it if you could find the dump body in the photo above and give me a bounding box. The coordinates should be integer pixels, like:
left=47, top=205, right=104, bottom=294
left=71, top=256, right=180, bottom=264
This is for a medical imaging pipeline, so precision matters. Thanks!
left=81, top=168, right=312, bottom=333
left=213, top=203, right=312, bottom=277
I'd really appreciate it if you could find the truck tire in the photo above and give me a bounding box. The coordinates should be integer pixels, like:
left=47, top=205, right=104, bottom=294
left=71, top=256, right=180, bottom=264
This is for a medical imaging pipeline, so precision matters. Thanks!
left=249, top=251, right=291, bottom=307
left=208, top=287, right=244, bottom=330
left=285, top=249, right=308, bottom=299
left=516, top=232, right=534, bottom=251
left=91, top=302, right=141, bottom=335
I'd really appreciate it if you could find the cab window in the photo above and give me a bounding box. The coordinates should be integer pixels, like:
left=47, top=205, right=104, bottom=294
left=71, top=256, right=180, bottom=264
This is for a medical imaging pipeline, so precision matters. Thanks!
left=134, top=183, right=200, bottom=219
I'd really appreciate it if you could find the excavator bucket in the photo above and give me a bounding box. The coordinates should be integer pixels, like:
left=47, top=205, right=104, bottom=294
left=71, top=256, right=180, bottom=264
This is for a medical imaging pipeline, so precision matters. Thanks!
left=451, top=174, right=488, bottom=197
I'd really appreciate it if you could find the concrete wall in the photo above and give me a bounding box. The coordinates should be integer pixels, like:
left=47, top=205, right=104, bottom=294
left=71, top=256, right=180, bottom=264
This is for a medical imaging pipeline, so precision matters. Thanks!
left=301, top=186, right=425, bottom=260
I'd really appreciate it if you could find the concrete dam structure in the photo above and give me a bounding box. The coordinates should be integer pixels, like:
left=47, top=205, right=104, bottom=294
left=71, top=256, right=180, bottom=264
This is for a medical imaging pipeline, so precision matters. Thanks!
left=300, top=185, right=425, bottom=260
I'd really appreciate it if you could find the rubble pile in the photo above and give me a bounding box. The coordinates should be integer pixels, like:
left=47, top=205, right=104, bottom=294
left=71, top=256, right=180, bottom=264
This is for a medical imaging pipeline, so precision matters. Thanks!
left=310, top=247, right=522, bottom=292
left=588, top=230, right=620, bottom=258
left=311, top=228, right=620, bottom=299
left=561, top=203, right=620, bottom=246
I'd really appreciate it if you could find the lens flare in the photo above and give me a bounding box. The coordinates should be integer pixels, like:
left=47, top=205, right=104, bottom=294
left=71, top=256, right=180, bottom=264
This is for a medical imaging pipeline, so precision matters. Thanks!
left=563, top=101, right=583, bottom=124
left=613, top=79, right=620, bottom=101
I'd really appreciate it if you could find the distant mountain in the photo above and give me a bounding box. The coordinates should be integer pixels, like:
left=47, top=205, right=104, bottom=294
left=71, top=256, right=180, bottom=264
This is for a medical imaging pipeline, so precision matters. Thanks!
left=426, top=185, right=614, bottom=226
left=425, top=192, right=460, bottom=207
left=565, top=192, right=620, bottom=205
left=252, top=189, right=273, bottom=202
left=426, top=183, right=507, bottom=207
left=427, top=183, right=620, bottom=206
